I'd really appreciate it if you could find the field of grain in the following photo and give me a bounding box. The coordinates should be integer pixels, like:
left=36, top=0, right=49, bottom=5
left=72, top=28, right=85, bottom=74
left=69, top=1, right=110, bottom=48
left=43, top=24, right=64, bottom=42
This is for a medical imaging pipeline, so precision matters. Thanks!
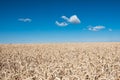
left=0, top=43, right=120, bottom=80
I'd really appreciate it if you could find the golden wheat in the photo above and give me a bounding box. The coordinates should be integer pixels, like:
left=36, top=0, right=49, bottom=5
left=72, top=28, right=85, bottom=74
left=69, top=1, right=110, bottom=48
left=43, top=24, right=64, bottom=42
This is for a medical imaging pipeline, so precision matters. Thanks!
left=0, top=43, right=120, bottom=80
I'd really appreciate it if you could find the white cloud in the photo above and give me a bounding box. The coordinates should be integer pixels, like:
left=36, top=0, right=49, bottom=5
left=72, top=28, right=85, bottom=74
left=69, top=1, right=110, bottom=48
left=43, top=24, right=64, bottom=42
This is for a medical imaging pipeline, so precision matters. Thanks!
left=56, top=15, right=81, bottom=27
left=55, top=21, right=68, bottom=27
left=88, top=25, right=105, bottom=31
left=62, top=15, right=81, bottom=24
left=18, top=18, right=32, bottom=22
left=108, top=28, right=112, bottom=31
left=69, top=15, right=81, bottom=24
left=61, top=16, right=69, bottom=21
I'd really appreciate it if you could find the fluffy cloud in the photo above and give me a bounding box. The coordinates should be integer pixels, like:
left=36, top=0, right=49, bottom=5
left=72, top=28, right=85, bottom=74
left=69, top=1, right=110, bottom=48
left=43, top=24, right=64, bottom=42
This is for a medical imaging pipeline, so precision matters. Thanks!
left=88, top=25, right=105, bottom=31
left=18, top=18, right=32, bottom=22
left=61, top=16, right=69, bottom=22
left=62, top=15, right=81, bottom=24
left=55, top=21, right=68, bottom=27
left=56, top=15, right=81, bottom=26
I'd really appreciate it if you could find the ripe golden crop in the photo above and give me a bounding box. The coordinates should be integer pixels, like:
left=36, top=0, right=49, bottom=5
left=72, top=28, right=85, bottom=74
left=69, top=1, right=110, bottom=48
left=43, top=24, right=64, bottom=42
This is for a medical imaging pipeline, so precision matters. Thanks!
left=0, top=43, right=120, bottom=80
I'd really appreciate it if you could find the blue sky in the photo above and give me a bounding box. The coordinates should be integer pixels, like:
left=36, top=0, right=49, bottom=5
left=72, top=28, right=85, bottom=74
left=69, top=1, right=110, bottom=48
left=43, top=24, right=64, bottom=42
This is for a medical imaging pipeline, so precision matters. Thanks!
left=0, top=0, right=120, bottom=43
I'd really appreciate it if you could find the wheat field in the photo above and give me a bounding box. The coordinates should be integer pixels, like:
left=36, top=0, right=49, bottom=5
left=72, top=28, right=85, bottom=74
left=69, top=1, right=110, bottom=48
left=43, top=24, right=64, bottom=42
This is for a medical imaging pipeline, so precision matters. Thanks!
left=0, top=43, right=120, bottom=80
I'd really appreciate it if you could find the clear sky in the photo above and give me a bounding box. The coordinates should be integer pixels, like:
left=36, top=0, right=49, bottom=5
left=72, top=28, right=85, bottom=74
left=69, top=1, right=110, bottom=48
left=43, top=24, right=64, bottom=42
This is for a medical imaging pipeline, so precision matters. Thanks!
left=0, top=0, right=120, bottom=43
